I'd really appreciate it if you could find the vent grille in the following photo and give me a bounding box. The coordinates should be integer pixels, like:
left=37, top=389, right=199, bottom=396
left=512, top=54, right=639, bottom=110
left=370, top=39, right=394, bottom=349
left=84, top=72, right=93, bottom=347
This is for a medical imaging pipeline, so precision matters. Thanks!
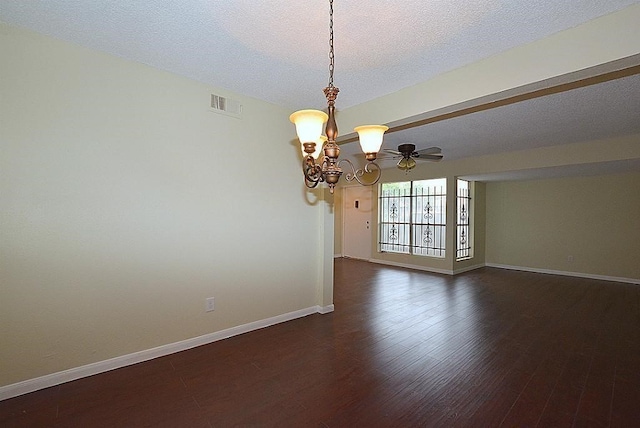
left=210, top=94, right=242, bottom=118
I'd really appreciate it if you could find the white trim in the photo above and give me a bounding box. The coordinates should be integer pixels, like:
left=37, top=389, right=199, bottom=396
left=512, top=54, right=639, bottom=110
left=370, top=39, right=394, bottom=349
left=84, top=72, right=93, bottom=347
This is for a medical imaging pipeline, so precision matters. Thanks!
left=369, top=258, right=454, bottom=275
left=453, top=263, right=485, bottom=275
left=334, top=253, right=343, bottom=258
left=485, top=263, right=640, bottom=285
left=361, top=258, right=637, bottom=284
left=342, top=255, right=371, bottom=262
left=317, top=304, right=335, bottom=314
left=0, top=305, right=331, bottom=401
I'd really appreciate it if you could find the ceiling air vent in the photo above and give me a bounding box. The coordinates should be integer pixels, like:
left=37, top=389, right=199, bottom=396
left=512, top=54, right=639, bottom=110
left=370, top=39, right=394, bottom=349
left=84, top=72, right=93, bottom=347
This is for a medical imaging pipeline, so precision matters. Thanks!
left=210, top=94, right=242, bottom=118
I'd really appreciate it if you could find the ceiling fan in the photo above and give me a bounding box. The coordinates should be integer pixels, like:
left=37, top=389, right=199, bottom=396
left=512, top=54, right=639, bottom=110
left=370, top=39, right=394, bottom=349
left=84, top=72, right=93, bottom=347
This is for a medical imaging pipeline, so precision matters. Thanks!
left=383, top=144, right=443, bottom=172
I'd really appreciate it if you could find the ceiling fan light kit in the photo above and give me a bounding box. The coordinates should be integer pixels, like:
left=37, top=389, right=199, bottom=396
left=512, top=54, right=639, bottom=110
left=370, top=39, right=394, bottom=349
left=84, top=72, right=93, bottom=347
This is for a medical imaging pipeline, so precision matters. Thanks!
left=383, top=143, right=444, bottom=172
left=289, top=0, right=388, bottom=193
left=397, top=157, right=418, bottom=172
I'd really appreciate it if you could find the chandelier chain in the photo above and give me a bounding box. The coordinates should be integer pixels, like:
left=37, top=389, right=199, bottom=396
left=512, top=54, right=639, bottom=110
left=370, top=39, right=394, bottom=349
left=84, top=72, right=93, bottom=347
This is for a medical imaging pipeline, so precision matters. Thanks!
left=328, top=0, right=335, bottom=88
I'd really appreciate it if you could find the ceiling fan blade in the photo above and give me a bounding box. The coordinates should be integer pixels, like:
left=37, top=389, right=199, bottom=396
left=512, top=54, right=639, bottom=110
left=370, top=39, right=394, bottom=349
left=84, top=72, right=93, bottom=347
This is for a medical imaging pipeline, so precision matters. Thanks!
left=383, top=149, right=403, bottom=155
left=415, top=146, right=442, bottom=155
left=415, top=154, right=443, bottom=161
left=377, top=155, right=398, bottom=161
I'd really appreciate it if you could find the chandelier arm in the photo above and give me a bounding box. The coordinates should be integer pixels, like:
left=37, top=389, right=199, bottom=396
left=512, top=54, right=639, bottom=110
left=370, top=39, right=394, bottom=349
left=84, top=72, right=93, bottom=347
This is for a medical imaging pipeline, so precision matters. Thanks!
left=303, top=156, right=324, bottom=187
left=305, top=178, right=321, bottom=189
left=337, top=159, right=382, bottom=186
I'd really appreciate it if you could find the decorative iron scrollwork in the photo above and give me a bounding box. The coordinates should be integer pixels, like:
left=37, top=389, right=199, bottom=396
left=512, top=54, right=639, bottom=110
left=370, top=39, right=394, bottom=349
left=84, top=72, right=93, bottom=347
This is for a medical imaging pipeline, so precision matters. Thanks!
left=390, top=201, right=398, bottom=219
left=389, top=224, right=398, bottom=241
left=423, top=227, right=433, bottom=245
left=424, top=201, right=433, bottom=220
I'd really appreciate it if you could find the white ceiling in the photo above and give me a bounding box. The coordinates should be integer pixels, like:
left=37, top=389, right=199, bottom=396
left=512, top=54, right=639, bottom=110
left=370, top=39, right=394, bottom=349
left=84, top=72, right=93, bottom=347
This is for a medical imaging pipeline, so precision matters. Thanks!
left=2, top=0, right=639, bottom=180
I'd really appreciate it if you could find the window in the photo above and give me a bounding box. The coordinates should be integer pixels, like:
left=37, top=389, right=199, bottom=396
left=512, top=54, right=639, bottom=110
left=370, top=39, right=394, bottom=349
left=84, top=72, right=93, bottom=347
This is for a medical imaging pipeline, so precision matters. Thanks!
left=456, top=179, right=472, bottom=260
left=379, top=179, right=446, bottom=257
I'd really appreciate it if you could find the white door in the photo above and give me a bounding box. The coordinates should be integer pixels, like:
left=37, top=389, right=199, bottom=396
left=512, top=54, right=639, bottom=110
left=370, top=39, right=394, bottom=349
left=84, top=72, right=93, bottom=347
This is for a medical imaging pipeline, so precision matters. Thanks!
left=343, top=186, right=374, bottom=260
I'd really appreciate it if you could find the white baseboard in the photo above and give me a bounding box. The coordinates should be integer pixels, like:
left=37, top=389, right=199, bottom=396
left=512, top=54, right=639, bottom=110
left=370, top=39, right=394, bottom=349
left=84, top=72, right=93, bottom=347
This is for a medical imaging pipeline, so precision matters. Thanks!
left=453, top=263, right=486, bottom=275
left=485, top=263, right=640, bottom=285
left=317, top=304, right=335, bottom=314
left=0, top=305, right=333, bottom=401
left=370, top=259, right=485, bottom=276
left=369, top=258, right=455, bottom=275
left=341, top=255, right=371, bottom=262
left=354, top=258, right=637, bottom=285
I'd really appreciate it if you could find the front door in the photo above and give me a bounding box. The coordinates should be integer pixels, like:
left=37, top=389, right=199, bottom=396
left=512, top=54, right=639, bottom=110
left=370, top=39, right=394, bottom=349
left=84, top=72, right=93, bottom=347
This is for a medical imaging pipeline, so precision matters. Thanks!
left=342, top=186, right=373, bottom=260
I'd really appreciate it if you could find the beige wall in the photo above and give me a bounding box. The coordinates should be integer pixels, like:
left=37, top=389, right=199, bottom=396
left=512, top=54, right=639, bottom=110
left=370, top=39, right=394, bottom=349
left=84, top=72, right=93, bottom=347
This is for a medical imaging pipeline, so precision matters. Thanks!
left=485, top=172, right=640, bottom=280
left=0, top=23, right=328, bottom=387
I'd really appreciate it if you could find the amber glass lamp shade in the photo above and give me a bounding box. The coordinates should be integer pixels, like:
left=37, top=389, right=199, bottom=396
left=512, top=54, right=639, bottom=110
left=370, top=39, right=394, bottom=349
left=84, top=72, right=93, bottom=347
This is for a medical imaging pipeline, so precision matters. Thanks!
left=354, top=125, right=389, bottom=155
left=290, top=109, right=329, bottom=144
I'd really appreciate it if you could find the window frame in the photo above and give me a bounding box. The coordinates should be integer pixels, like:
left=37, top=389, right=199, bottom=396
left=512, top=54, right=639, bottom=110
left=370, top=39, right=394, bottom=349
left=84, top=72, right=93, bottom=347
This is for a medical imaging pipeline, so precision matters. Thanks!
left=456, top=179, right=473, bottom=260
left=378, top=179, right=447, bottom=258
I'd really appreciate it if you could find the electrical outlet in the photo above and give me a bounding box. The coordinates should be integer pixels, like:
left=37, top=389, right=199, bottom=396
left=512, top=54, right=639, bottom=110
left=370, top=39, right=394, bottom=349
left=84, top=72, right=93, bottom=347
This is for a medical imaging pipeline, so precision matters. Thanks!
left=567, top=255, right=574, bottom=262
left=205, top=297, right=215, bottom=312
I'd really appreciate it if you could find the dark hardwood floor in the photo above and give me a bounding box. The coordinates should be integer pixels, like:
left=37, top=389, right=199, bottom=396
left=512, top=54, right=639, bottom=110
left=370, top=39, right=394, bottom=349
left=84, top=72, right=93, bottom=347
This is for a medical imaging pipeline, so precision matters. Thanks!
left=2, top=258, right=639, bottom=427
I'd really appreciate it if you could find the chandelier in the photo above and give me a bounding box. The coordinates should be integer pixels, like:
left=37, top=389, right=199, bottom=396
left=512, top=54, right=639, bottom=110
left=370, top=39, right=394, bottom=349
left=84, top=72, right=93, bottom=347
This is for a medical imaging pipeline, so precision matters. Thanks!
left=289, top=0, right=388, bottom=194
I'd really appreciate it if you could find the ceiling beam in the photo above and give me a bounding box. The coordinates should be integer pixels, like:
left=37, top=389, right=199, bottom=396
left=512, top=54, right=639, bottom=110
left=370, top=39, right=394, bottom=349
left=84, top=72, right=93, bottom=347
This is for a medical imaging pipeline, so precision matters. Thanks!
left=337, top=3, right=640, bottom=144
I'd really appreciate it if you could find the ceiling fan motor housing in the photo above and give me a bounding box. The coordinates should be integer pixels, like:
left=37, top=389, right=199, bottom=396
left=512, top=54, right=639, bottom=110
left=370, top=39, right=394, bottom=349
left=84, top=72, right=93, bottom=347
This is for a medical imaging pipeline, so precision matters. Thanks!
left=398, top=143, right=416, bottom=156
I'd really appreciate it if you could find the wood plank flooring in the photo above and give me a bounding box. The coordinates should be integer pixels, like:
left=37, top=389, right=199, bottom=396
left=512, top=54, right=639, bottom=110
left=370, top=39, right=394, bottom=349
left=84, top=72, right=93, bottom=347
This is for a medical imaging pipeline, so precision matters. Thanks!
left=2, top=258, right=639, bottom=427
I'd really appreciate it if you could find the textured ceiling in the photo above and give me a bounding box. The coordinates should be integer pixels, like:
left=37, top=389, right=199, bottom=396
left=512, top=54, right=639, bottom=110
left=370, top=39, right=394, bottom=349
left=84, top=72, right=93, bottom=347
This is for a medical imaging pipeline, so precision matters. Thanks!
left=1, top=0, right=639, bottom=180
left=1, top=0, right=638, bottom=109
